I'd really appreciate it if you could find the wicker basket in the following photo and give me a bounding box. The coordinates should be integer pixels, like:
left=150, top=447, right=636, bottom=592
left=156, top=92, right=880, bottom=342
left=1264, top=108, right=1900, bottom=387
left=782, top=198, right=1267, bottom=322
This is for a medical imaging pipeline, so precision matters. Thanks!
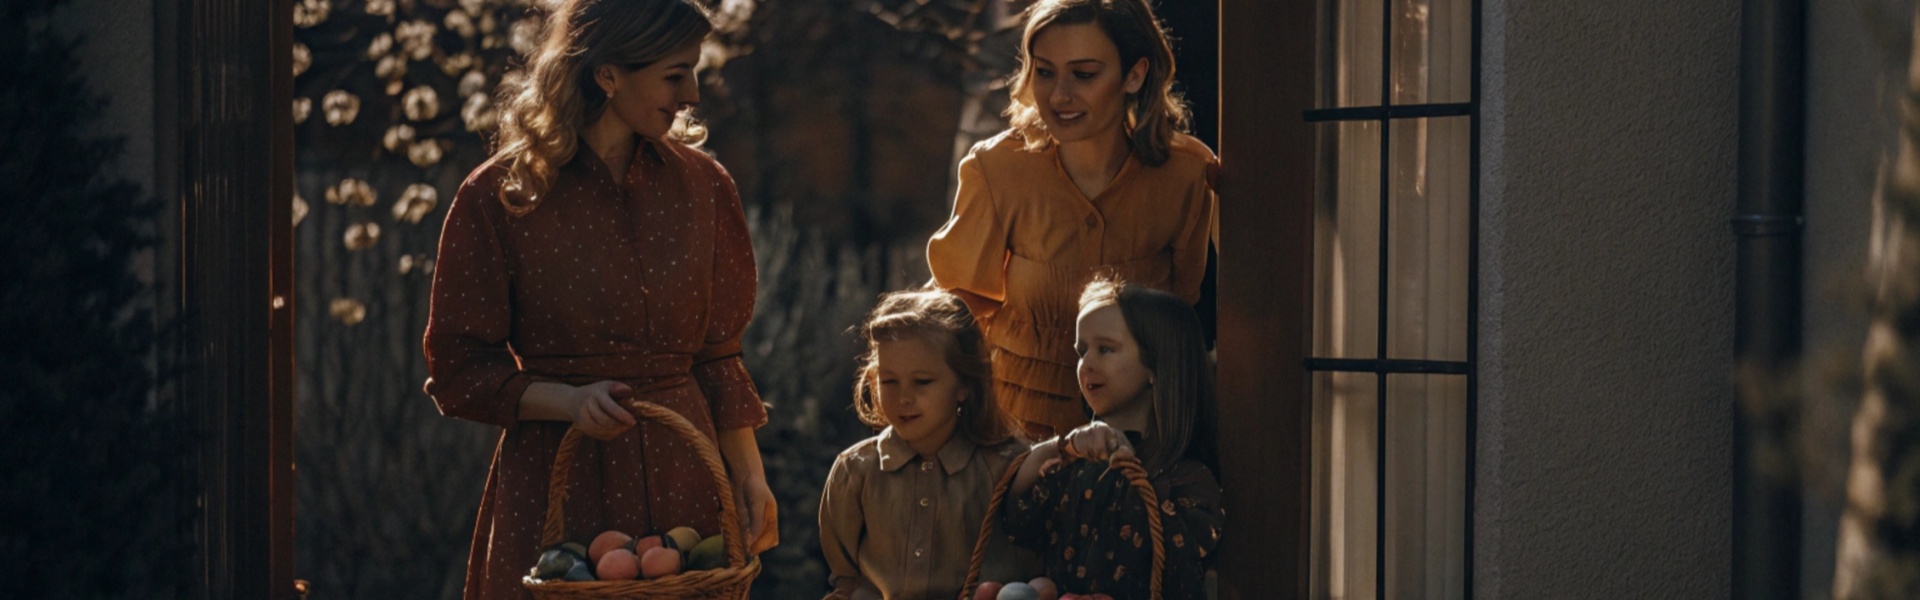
left=958, top=451, right=1166, bottom=600
left=523, top=401, right=762, bottom=599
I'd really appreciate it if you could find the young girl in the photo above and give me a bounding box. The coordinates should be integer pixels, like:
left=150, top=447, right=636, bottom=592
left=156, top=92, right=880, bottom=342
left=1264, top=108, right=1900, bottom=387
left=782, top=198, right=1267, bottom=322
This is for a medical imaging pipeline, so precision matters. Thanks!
left=818, top=289, right=1038, bottom=600
left=927, top=0, right=1218, bottom=440
left=422, top=1, right=776, bottom=597
left=1002, top=279, right=1223, bottom=600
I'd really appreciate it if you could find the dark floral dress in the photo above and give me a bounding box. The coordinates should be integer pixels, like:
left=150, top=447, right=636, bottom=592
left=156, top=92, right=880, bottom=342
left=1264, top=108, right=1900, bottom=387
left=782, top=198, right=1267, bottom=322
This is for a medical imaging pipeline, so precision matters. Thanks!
left=1003, top=434, right=1224, bottom=600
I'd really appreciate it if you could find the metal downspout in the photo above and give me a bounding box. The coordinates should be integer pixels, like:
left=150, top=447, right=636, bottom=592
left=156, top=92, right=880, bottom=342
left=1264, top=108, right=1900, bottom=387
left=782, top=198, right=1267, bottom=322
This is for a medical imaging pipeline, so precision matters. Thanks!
left=1735, top=0, right=1806, bottom=597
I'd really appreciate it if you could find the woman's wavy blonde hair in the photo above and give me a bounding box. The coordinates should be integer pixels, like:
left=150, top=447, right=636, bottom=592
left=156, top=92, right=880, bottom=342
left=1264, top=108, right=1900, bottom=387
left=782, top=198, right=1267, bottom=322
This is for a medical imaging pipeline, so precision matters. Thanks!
left=1005, top=0, right=1191, bottom=167
left=491, top=0, right=712, bottom=215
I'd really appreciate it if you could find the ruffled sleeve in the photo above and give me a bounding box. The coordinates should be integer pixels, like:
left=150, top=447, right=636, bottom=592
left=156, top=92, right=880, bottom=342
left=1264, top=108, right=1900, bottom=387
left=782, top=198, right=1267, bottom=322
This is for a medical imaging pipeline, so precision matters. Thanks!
left=927, top=150, right=1010, bottom=328
left=695, top=162, right=769, bottom=430
left=421, top=164, right=530, bottom=429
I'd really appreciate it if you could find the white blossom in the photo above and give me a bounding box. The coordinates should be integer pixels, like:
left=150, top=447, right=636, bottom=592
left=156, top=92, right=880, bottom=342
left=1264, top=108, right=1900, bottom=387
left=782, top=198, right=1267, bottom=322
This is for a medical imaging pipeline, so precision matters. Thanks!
left=392, top=184, right=439, bottom=224
left=322, top=90, right=361, bottom=126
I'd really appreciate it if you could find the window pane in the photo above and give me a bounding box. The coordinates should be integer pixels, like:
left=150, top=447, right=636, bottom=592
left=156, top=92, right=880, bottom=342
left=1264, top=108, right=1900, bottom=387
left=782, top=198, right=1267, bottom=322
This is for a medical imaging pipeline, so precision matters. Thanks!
left=1325, top=0, right=1383, bottom=107
left=1383, top=374, right=1467, bottom=600
left=1384, top=116, right=1469, bottom=362
left=1389, top=0, right=1471, bottom=104
left=1310, top=371, right=1379, bottom=600
left=1314, top=120, right=1382, bottom=359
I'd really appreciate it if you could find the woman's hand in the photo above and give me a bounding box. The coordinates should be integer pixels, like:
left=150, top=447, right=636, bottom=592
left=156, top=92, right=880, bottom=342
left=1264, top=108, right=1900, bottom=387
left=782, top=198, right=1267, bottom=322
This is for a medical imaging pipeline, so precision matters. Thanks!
left=567, top=381, right=636, bottom=440
left=1064, top=421, right=1135, bottom=462
left=733, top=471, right=780, bottom=554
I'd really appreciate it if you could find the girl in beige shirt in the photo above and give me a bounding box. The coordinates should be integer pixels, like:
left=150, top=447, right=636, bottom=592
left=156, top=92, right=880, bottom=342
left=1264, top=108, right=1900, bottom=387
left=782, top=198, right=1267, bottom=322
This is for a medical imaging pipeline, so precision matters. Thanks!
left=818, top=289, right=1038, bottom=599
left=928, top=0, right=1218, bottom=439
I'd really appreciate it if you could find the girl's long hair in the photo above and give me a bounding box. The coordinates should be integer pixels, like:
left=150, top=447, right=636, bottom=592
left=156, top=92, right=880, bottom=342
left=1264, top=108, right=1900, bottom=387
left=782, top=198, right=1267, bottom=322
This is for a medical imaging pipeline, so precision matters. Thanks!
left=853, top=288, right=1020, bottom=446
left=491, top=0, right=712, bottom=215
left=1079, top=277, right=1219, bottom=474
left=1005, top=0, right=1191, bottom=167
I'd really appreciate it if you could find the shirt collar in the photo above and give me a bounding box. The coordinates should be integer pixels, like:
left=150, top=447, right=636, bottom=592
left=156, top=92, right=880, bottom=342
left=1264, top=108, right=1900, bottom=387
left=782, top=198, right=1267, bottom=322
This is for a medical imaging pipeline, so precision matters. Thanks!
left=876, top=426, right=978, bottom=475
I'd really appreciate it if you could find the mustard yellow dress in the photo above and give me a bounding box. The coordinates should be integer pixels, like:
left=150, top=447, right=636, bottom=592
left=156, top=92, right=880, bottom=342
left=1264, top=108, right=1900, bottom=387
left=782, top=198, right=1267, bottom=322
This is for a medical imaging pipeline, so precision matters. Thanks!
left=927, top=130, right=1217, bottom=435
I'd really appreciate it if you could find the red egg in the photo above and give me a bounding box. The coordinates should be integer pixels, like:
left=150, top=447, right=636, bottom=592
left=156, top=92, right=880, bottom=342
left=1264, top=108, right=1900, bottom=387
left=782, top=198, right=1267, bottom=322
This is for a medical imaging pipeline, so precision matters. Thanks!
left=973, top=581, right=1004, bottom=600
left=588, top=530, right=633, bottom=563
left=595, top=548, right=640, bottom=580
left=639, top=546, right=683, bottom=578
left=632, top=534, right=666, bottom=556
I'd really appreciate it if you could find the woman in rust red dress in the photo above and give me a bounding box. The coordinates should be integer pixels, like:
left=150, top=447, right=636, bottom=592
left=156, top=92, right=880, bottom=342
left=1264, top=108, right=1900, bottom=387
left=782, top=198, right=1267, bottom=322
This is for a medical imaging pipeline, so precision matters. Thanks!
left=422, top=1, right=777, bottom=597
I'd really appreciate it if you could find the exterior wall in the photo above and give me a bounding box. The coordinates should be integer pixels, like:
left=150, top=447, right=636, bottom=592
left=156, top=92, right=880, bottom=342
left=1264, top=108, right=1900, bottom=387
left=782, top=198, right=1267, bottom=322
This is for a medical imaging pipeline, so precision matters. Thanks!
left=1478, top=0, right=1739, bottom=597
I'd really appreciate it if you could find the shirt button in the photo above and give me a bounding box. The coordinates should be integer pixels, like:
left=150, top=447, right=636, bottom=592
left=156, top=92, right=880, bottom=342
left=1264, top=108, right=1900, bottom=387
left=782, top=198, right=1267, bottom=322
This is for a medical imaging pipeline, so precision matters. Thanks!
left=919, top=498, right=930, bottom=507
left=1085, top=215, right=1098, bottom=228
left=914, top=549, right=924, bottom=558
left=921, top=462, right=934, bottom=472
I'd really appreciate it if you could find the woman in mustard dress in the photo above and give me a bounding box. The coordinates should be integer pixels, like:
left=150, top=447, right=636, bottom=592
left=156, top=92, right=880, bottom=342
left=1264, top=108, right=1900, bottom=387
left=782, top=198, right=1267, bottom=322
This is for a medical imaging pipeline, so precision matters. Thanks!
left=927, top=0, right=1217, bottom=438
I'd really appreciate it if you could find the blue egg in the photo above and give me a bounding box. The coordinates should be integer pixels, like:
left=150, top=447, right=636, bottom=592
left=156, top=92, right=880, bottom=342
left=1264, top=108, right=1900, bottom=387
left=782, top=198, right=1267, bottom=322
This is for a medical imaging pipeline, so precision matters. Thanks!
left=998, top=582, right=1040, bottom=600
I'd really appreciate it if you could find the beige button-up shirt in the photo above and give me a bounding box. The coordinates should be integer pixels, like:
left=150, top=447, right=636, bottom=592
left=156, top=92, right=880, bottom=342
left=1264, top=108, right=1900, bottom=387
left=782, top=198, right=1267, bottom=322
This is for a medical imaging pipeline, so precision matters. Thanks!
left=818, top=427, right=1037, bottom=599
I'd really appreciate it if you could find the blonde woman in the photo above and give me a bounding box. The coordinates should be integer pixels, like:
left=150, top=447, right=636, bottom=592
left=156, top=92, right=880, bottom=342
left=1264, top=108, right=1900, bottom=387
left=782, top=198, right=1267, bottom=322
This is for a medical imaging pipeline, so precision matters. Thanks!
left=422, top=1, right=776, bottom=597
left=928, top=0, right=1218, bottom=439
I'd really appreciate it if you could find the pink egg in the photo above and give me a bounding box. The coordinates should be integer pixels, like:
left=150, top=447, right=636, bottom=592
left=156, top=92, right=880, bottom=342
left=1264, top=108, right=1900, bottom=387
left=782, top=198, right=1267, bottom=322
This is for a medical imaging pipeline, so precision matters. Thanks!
left=639, top=546, right=683, bottom=578
left=588, top=530, right=633, bottom=564
left=1028, top=577, right=1059, bottom=600
left=595, top=548, right=640, bottom=580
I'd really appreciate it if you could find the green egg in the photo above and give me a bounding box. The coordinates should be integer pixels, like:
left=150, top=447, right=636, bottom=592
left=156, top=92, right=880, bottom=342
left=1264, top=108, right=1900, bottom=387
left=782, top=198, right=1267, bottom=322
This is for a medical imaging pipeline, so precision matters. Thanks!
left=686, top=534, right=727, bottom=570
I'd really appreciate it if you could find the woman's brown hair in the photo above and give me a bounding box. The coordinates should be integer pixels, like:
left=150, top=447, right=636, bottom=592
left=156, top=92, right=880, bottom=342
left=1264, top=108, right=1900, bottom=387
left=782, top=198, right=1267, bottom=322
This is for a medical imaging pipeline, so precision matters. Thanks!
left=1004, top=0, right=1191, bottom=167
left=491, top=0, right=712, bottom=215
left=853, top=288, right=1019, bottom=445
left=1079, top=277, right=1219, bottom=474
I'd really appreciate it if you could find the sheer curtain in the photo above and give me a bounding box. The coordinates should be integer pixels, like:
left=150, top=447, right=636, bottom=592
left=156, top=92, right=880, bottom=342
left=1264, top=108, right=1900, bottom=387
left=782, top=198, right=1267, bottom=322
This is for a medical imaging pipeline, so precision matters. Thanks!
left=1309, top=0, right=1470, bottom=597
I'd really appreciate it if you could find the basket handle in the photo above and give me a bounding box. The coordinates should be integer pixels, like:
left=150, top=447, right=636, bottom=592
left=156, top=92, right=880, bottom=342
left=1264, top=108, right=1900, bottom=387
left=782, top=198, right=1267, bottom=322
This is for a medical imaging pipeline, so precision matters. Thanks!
left=537, top=401, right=750, bottom=571
left=959, top=451, right=1165, bottom=600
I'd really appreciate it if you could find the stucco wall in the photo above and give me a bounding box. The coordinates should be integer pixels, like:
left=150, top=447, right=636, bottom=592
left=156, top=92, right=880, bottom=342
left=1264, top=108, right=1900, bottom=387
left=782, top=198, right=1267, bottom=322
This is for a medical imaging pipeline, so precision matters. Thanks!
left=1478, top=0, right=1739, bottom=597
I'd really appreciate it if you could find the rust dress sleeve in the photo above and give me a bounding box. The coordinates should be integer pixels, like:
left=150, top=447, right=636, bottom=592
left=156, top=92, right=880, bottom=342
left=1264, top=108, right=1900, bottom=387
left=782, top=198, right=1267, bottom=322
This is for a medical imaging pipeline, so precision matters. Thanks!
left=694, top=165, right=769, bottom=431
left=421, top=167, right=530, bottom=429
left=927, top=151, right=1010, bottom=328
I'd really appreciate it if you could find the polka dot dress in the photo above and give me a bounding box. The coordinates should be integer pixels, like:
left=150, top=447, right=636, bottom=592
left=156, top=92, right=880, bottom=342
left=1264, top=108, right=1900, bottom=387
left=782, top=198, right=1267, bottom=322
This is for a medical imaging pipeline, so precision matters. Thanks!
left=423, top=137, right=768, bottom=600
left=1004, top=434, right=1224, bottom=600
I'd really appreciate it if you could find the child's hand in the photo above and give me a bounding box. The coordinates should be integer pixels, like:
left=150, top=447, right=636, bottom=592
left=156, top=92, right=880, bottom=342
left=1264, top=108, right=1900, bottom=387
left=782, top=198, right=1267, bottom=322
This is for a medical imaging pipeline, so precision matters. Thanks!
left=1063, top=422, right=1134, bottom=462
left=569, top=381, right=636, bottom=440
